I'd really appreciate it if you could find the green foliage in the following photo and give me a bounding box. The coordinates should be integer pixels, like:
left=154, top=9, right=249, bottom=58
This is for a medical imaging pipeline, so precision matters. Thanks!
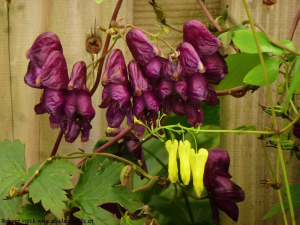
left=70, top=157, right=143, bottom=224
left=121, top=212, right=147, bottom=225
left=15, top=202, right=48, bottom=225
left=263, top=184, right=300, bottom=219
left=0, top=140, right=26, bottom=220
left=26, top=160, right=81, bottom=219
left=243, top=58, right=280, bottom=86
left=218, top=25, right=247, bottom=48
left=93, top=139, right=119, bottom=162
left=285, top=56, right=300, bottom=113
left=232, top=30, right=283, bottom=56
left=93, top=0, right=104, bottom=4
left=213, top=53, right=268, bottom=90
left=279, top=40, right=296, bottom=54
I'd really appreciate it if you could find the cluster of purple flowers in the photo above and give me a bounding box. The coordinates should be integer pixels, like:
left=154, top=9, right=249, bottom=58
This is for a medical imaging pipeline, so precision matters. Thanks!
left=100, top=20, right=228, bottom=136
left=25, top=32, right=95, bottom=143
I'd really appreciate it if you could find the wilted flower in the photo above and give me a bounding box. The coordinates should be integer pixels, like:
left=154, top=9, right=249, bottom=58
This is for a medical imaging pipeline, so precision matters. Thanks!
left=187, top=73, right=209, bottom=104
left=204, top=148, right=245, bottom=225
left=142, top=56, right=166, bottom=84
left=293, top=122, right=300, bottom=146
left=68, top=61, right=89, bottom=91
left=126, top=29, right=160, bottom=66
left=165, top=139, right=179, bottom=183
left=183, top=20, right=221, bottom=58
left=186, top=102, right=204, bottom=127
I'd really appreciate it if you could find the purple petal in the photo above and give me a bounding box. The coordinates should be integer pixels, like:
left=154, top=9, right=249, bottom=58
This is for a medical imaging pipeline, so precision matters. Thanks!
left=65, top=121, right=81, bottom=143
left=76, top=90, right=95, bottom=122
left=204, top=85, right=219, bottom=106
left=186, top=103, right=203, bottom=127
left=209, top=199, right=221, bottom=225
left=187, top=73, right=209, bottom=104
left=213, top=199, right=239, bottom=222
left=293, top=123, right=300, bottom=138
left=102, top=49, right=129, bottom=86
left=110, top=83, right=131, bottom=108
left=134, top=123, right=146, bottom=137
left=124, top=102, right=134, bottom=127
left=158, top=80, right=173, bottom=99
left=161, top=56, right=183, bottom=81
left=34, top=102, right=47, bottom=114
left=143, top=91, right=161, bottom=113
left=183, top=20, right=220, bottom=58
left=162, top=95, right=172, bottom=115
left=177, top=42, right=205, bottom=77
left=132, top=95, right=145, bottom=117
left=171, top=94, right=186, bottom=116
left=26, top=32, right=63, bottom=68
left=128, top=61, right=152, bottom=95
left=81, top=122, right=91, bottom=142
left=24, top=61, right=43, bottom=89
left=39, top=51, right=69, bottom=90
left=65, top=90, right=77, bottom=119
left=174, top=80, right=187, bottom=100
left=106, top=103, right=126, bottom=128
left=202, top=52, right=228, bottom=85
left=42, top=88, right=66, bottom=115
left=49, top=114, right=61, bottom=129
left=143, top=56, right=163, bottom=83
left=126, top=29, right=159, bottom=66
left=68, top=61, right=88, bottom=90
left=99, top=85, right=112, bottom=108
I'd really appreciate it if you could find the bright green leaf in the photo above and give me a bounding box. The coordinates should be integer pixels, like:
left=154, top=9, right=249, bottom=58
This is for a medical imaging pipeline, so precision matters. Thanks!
left=213, top=53, right=268, bottom=90
left=232, top=30, right=283, bottom=56
left=0, top=140, right=27, bottom=221
left=279, top=40, right=296, bottom=54
left=285, top=56, right=300, bottom=113
left=163, top=27, right=169, bottom=35
left=93, top=0, right=104, bottom=4
left=26, top=160, right=81, bottom=219
left=218, top=30, right=233, bottom=48
left=71, top=157, right=143, bottom=224
left=244, top=58, right=280, bottom=86
left=264, top=184, right=300, bottom=219
left=15, top=203, right=48, bottom=224
left=121, top=212, right=146, bottom=225
left=93, top=139, right=119, bottom=162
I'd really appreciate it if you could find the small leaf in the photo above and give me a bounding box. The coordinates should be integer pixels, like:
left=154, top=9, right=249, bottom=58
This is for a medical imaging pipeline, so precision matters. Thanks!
left=244, top=58, right=280, bottom=86
left=218, top=30, right=233, bottom=48
left=0, top=140, right=27, bottom=220
left=264, top=184, right=300, bottom=219
left=71, top=157, right=143, bottom=224
left=163, top=27, right=169, bottom=35
left=93, top=139, right=119, bottom=162
left=285, top=56, right=300, bottom=113
left=15, top=203, right=48, bottom=224
left=94, top=0, right=104, bottom=4
left=232, top=30, right=283, bottom=56
left=26, top=160, right=81, bottom=219
left=279, top=40, right=296, bottom=54
left=213, top=53, right=268, bottom=90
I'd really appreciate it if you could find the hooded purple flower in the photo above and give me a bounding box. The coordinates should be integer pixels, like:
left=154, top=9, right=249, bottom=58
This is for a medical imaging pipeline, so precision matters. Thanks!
left=204, top=148, right=245, bottom=225
left=68, top=61, right=89, bottom=91
left=34, top=87, right=67, bottom=129
left=142, top=56, right=166, bottom=84
left=183, top=20, right=221, bottom=58
left=293, top=122, right=300, bottom=145
left=126, top=29, right=160, bottom=66
left=99, top=50, right=132, bottom=128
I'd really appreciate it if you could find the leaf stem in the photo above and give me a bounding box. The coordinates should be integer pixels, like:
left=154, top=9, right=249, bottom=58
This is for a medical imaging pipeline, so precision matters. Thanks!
left=277, top=189, right=288, bottom=225
left=132, top=176, right=160, bottom=192
left=261, top=140, right=276, bottom=181
left=183, top=191, right=194, bottom=223
left=280, top=114, right=300, bottom=134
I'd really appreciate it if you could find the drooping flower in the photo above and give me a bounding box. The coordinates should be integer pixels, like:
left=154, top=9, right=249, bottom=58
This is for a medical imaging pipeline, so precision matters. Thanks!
left=186, top=102, right=204, bottom=127
left=293, top=122, right=300, bottom=145
left=178, top=140, right=191, bottom=185
left=126, top=29, right=160, bottom=66
left=142, top=56, right=166, bottom=84
left=204, top=148, right=245, bottom=225
left=165, top=139, right=179, bottom=183
left=68, top=61, right=89, bottom=91
left=190, top=148, right=208, bottom=197
left=183, top=20, right=221, bottom=58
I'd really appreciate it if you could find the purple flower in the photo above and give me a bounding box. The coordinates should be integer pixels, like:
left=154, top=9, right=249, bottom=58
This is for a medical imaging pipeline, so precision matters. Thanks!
left=177, top=42, right=205, bottom=77
left=34, top=87, right=67, bottom=129
left=26, top=32, right=63, bottom=68
left=126, top=29, right=160, bottom=66
left=68, top=61, right=88, bottom=91
left=161, top=54, right=183, bottom=81
left=293, top=122, right=300, bottom=139
left=187, top=73, right=209, bottom=104
left=186, top=103, right=204, bottom=127
left=204, top=148, right=245, bottom=225
left=202, top=52, right=228, bottom=85
left=183, top=20, right=221, bottom=58
left=142, top=56, right=166, bottom=84
left=64, top=89, right=95, bottom=143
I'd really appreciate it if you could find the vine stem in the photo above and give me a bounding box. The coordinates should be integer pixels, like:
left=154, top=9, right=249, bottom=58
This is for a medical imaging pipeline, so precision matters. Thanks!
left=242, top=1, right=295, bottom=224
left=50, top=0, right=124, bottom=157
left=196, top=0, right=222, bottom=31
left=287, top=9, right=300, bottom=41
left=278, top=189, right=288, bottom=225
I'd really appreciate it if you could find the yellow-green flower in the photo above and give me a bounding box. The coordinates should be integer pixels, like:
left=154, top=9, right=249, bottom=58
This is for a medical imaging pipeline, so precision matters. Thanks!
left=165, top=139, right=179, bottom=183
left=190, top=148, right=208, bottom=197
left=178, top=140, right=191, bottom=185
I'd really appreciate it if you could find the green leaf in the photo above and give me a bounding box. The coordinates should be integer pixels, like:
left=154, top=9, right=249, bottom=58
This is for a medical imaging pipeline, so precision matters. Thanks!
left=121, top=212, right=146, bottom=225
left=232, top=30, right=283, bottom=56
left=244, top=58, right=280, bottom=86
left=163, top=27, right=169, bottom=35
left=26, top=160, right=81, bottom=219
left=93, top=139, right=119, bottom=162
left=218, top=30, right=233, bottom=48
left=279, top=40, right=296, bottom=54
left=15, top=203, right=48, bottom=224
left=0, top=140, right=27, bottom=220
left=285, top=56, right=300, bottom=113
left=213, top=53, right=268, bottom=90
left=71, top=157, right=143, bottom=224
left=93, top=0, right=104, bottom=4
left=264, top=184, right=300, bottom=219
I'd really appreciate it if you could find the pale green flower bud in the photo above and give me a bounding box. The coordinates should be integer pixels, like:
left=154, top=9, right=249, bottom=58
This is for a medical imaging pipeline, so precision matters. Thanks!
left=165, top=139, right=179, bottom=183
left=178, top=140, right=191, bottom=185
left=190, top=148, right=208, bottom=197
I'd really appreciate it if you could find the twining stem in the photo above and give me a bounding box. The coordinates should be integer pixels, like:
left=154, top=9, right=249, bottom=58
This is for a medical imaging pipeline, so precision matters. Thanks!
left=196, top=0, right=222, bottom=31
left=261, top=140, right=276, bottom=181
left=161, top=20, right=183, bottom=33
left=278, top=189, right=288, bottom=225
left=242, top=1, right=295, bottom=224
left=287, top=9, right=300, bottom=41
left=183, top=191, right=194, bottom=223
left=50, top=130, right=64, bottom=157
left=132, top=176, right=160, bottom=192
left=280, top=114, right=300, bottom=134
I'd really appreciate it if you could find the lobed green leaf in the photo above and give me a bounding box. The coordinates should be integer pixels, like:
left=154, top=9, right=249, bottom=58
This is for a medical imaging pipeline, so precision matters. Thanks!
left=15, top=203, right=48, bottom=225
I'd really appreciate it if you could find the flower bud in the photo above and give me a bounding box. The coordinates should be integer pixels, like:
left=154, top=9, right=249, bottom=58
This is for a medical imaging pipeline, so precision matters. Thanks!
left=165, top=139, right=179, bottom=183
left=190, top=148, right=208, bottom=197
left=178, top=140, right=191, bottom=185
left=120, top=165, right=133, bottom=186
left=68, top=61, right=88, bottom=91
left=149, top=0, right=166, bottom=22
left=260, top=105, right=284, bottom=117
